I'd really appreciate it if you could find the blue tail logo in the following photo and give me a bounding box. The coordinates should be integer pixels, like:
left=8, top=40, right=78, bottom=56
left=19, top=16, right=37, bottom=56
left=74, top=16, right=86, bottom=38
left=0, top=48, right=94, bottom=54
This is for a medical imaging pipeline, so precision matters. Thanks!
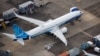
left=12, top=24, right=29, bottom=39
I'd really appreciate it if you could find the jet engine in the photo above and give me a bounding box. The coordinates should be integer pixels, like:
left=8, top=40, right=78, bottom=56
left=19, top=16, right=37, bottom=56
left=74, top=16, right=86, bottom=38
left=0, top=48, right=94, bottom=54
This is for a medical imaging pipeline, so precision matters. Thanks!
left=60, top=27, right=68, bottom=33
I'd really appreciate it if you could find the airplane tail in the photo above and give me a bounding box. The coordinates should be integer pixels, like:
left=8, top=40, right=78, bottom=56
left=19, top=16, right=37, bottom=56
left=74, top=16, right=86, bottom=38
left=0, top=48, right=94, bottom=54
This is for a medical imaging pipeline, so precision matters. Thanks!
left=12, top=24, right=29, bottom=45
left=2, top=24, right=29, bottom=45
left=12, top=24, right=29, bottom=39
left=2, top=32, right=25, bottom=45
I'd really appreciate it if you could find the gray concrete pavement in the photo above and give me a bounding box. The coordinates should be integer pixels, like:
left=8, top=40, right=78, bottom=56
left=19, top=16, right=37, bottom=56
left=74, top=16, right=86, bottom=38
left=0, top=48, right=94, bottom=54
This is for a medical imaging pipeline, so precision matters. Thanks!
left=0, top=0, right=100, bottom=56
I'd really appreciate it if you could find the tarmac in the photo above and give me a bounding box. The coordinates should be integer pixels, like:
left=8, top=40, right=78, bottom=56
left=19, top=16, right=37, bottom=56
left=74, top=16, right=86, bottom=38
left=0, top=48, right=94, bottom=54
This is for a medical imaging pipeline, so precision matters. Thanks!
left=0, top=0, right=100, bottom=56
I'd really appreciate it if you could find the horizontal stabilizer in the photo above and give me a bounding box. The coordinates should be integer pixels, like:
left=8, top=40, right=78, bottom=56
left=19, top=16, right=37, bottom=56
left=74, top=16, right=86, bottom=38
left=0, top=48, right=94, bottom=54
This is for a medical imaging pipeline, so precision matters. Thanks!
left=2, top=33, right=24, bottom=45
left=17, top=38, right=24, bottom=45
left=2, top=33, right=16, bottom=39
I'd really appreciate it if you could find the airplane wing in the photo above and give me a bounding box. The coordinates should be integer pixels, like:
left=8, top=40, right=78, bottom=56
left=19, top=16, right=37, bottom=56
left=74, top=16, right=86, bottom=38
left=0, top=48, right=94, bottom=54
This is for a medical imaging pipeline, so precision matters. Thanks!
left=50, top=27, right=68, bottom=46
left=14, top=13, right=45, bottom=26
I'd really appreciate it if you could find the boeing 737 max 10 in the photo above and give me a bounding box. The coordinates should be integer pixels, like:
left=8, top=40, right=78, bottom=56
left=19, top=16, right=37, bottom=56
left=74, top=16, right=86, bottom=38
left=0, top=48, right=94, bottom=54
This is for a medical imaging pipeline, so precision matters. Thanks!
left=3, top=7, right=82, bottom=46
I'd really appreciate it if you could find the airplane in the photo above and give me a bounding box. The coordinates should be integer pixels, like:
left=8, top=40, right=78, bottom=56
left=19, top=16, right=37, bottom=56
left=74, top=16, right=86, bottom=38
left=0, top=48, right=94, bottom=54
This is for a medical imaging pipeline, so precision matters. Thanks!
left=83, top=50, right=98, bottom=56
left=2, top=7, right=82, bottom=46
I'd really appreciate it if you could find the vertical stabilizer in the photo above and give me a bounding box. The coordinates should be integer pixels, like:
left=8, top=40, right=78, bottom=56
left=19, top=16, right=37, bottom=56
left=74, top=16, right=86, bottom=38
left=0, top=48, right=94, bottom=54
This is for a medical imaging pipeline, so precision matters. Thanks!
left=12, top=24, right=29, bottom=39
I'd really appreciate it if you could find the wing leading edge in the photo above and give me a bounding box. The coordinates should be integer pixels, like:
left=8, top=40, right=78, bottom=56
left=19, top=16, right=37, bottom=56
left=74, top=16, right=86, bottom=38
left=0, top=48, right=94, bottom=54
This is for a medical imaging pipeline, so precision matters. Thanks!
left=14, top=13, right=45, bottom=26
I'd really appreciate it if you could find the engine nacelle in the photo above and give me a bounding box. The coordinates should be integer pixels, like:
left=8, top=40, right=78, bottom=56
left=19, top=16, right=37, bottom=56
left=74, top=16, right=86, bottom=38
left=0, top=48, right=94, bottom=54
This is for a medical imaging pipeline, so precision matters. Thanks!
left=60, top=27, right=68, bottom=33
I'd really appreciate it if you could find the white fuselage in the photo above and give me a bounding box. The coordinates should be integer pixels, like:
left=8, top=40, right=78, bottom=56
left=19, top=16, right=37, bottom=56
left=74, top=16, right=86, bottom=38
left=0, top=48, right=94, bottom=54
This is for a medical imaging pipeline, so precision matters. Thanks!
left=26, top=11, right=82, bottom=37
